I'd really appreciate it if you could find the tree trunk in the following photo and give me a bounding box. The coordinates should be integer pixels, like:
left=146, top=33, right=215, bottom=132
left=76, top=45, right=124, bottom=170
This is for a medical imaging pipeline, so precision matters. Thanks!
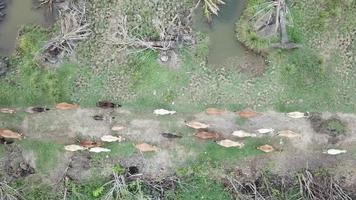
left=279, top=1, right=289, bottom=44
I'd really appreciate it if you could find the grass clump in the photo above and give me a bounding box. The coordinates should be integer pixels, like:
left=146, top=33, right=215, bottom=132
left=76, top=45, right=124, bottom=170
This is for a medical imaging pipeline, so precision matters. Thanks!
left=325, top=118, right=346, bottom=136
left=235, top=0, right=274, bottom=52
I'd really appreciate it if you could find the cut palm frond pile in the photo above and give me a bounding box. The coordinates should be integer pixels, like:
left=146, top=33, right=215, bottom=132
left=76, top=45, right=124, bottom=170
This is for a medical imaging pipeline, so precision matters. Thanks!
left=249, top=0, right=300, bottom=48
left=40, top=1, right=91, bottom=63
left=202, top=0, right=225, bottom=21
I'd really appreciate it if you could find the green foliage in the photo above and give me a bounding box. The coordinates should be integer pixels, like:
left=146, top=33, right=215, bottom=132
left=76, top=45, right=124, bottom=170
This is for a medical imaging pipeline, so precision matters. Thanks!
left=0, top=26, right=78, bottom=106
left=112, top=164, right=125, bottom=175
left=281, top=49, right=327, bottom=91
left=180, top=136, right=264, bottom=168
left=122, top=0, right=192, bottom=39
left=326, top=119, right=346, bottom=136
left=0, top=145, right=5, bottom=158
left=18, top=183, right=59, bottom=200
left=65, top=179, right=107, bottom=200
left=287, top=26, right=303, bottom=43
left=235, top=0, right=270, bottom=52
left=192, top=32, right=210, bottom=59
left=169, top=176, right=232, bottom=200
left=92, top=186, right=104, bottom=198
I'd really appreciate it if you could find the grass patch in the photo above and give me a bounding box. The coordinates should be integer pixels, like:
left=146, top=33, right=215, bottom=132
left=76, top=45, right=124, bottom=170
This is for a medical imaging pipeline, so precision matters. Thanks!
left=0, top=145, right=5, bottom=158
left=280, top=49, right=327, bottom=92
left=18, top=140, right=63, bottom=174
left=0, top=112, right=26, bottom=131
left=235, top=0, right=274, bottom=52
left=194, top=138, right=263, bottom=164
left=180, top=136, right=264, bottom=167
left=168, top=175, right=232, bottom=200
left=236, top=117, right=248, bottom=126
left=105, top=142, right=136, bottom=157
left=0, top=26, right=78, bottom=106
left=325, top=118, right=346, bottom=136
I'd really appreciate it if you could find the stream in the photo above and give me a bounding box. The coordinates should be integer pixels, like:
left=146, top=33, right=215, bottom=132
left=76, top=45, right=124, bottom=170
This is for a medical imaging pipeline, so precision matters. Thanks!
left=0, top=0, right=53, bottom=56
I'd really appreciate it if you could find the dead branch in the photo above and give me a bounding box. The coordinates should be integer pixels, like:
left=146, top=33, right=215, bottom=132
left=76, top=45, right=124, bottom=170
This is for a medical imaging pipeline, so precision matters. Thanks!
left=107, top=10, right=193, bottom=54
left=40, top=0, right=91, bottom=63
left=0, top=180, right=24, bottom=200
left=251, top=0, right=296, bottom=47
left=298, top=169, right=352, bottom=200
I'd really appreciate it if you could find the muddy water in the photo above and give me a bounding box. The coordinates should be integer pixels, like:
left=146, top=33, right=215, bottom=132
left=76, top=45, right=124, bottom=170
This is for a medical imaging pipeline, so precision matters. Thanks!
left=0, top=0, right=53, bottom=56
left=194, top=0, right=248, bottom=66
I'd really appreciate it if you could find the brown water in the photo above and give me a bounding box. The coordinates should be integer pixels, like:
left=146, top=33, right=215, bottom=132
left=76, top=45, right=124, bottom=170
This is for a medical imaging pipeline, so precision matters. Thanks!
left=193, top=0, right=247, bottom=66
left=0, top=0, right=53, bottom=56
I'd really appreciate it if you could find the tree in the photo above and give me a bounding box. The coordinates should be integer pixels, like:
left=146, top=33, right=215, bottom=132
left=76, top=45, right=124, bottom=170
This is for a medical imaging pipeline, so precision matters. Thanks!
left=201, top=0, right=225, bottom=21
left=251, top=0, right=296, bottom=46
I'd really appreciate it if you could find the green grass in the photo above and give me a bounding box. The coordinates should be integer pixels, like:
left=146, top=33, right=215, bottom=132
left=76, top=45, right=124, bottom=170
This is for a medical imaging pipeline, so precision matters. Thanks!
left=167, top=137, right=266, bottom=200
left=0, top=145, right=5, bottom=158
left=18, top=139, right=63, bottom=174
left=0, top=112, right=26, bottom=131
left=325, top=119, right=346, bottom=136
left=0, top=26, right=78, bottom=106
left=90, top=142, right=136, bottom=163
left=167, top=175, right=232, bottom=200
left=236, top=116, right=248, bottom=126
left=194, top=138, right=264, bottom=164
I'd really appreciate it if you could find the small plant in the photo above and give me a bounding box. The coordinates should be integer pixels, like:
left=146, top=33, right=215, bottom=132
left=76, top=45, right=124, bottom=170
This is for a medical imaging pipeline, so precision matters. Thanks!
left=97, top=168, right=149, bottom=200
left=92, top=186, right=105, bottom=198
left=325, top=119, right=346, bottom=136
left=112, top=165, right=125, bottom=175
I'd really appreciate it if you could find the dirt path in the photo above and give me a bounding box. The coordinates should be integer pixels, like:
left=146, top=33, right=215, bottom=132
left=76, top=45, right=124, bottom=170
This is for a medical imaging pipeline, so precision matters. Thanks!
left=1, top=107, right=356, bottom=188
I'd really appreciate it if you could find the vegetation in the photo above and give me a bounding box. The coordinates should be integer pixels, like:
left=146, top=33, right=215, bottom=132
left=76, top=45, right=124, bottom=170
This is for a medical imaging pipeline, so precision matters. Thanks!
left=325, top=118, right=346, bottom=136
left=0, top=0, right=356, bottom=199
left=201, top=0, right=226, bottom=21
left=18, top=139, right=63, bottom=174
left=0, top=26, right=77, bottom=106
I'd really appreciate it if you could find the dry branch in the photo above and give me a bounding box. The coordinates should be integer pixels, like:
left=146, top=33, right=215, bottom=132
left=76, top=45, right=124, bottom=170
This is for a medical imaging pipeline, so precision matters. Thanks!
left=298, top=170, right=352, bottom=200
left=0, top=181, right=23, bottom=200
left=40, top=0, right=91, bottom=63
left=107, top=10, right=193, bottom=53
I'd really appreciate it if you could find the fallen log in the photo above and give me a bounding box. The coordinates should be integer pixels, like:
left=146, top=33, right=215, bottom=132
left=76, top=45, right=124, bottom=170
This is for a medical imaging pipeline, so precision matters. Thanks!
left=270, top=42, right=302, bottom=49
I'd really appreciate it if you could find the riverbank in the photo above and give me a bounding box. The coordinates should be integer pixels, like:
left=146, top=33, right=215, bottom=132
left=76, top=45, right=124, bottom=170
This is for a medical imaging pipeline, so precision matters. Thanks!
left=235, top=0, right=356, bottom=112
left=0, top=0, right=53, bottom=56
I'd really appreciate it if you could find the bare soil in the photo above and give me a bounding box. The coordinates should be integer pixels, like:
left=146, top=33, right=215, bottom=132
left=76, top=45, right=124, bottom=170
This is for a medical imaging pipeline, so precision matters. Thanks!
left=1, top=108, right=356, bottom=189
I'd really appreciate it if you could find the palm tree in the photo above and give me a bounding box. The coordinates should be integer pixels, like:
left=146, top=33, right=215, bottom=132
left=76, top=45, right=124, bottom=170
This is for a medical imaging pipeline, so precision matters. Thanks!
left=251, top=0, right=293, bottom=44
left=201, top=0, right=226, bottom=21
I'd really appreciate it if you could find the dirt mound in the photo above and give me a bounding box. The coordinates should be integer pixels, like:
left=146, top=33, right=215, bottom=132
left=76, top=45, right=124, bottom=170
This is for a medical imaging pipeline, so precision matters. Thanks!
left=309, top=113, right=347, bottom=144
left=66, top=153, right=91, bottom=182
left=0, top=145, right=35, bottom=180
